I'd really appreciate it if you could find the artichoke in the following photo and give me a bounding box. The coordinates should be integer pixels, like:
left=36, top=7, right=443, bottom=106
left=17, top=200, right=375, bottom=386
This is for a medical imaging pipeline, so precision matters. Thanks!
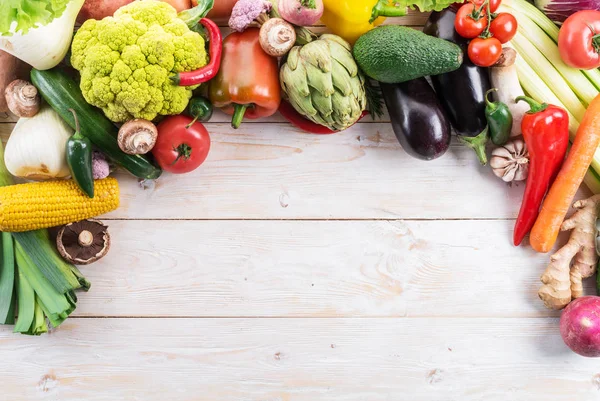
left=280, top=34, right=367, bottom=131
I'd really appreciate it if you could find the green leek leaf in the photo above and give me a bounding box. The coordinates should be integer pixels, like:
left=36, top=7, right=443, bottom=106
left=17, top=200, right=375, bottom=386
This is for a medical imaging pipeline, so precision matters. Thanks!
left=13, top=264, right=35, bottom=333
left=13, top=230, right=82, bottom=294
left=0, top=232, right=15, bottom=324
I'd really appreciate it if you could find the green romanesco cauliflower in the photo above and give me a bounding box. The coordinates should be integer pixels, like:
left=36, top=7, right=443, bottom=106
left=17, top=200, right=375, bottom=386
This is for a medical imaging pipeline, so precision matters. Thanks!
left=71, top=0, right=207, bottom=122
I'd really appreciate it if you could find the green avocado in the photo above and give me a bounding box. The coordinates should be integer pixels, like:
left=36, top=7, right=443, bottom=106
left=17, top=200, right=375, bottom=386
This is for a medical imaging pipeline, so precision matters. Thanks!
left=353, top=25, right=463, bottom=83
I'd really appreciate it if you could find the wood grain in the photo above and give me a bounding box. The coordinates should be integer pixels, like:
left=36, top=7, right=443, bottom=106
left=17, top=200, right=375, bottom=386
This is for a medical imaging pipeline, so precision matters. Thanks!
left=0, top=122, right=540, bottom=220
left=71, top=219, right=596, bottom=318
left=0, top=318, right=599, bottom=401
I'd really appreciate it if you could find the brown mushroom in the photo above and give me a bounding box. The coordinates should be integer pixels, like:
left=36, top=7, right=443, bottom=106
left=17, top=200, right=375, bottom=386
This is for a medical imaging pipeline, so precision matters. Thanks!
left=5, top=79, right=40, bottom=118
left=56, top=219, right=111, bottom=265
left=117, top=119, right=158, bottom=155
left=259, top=18, right=296, bottom=57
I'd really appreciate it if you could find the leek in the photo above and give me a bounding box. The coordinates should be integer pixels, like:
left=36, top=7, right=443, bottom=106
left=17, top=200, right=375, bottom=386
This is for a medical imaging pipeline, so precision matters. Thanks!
left=15, top=243, right=75, bottom=328
left=511, top=32, right=587, bottom=121
left=501, top=0, right=600, bottom=91
left=0, top=232, right=15, bottom=324
left=13, top=266, right=35, bottom=333
left=13, top=230, right=85, bottom=294
left=514, top=55, right=581, bottom=131
left=515, top=16, right=598, bottom=105
left=30, top=296, right=48, bottom=335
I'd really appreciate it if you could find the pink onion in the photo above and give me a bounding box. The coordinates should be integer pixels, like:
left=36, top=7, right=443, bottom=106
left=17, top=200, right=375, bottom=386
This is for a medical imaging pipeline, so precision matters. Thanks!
left=278, top=0, right=323, bottom=27
left=560, top=296, right=600, bottom=357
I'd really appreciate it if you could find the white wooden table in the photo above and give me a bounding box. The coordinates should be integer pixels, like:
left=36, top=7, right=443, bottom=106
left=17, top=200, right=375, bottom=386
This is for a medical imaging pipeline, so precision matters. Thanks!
left=1, top=13, right=600, bottom=400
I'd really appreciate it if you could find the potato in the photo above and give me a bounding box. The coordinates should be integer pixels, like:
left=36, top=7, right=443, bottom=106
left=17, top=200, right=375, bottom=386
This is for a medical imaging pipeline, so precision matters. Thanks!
left=0, top=51, right=30, bottom=113
left=160, top=0, right=192, bottom=12
left=76, top=0, right=134, bottom=23
left=194, top=0, right=238, bottom=20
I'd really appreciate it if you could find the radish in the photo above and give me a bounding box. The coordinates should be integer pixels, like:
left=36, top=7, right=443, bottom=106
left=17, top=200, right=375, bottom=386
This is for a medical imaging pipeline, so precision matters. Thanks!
left=560, top=296, right=600, bottom=357
left=278, top=0, right=323, bottom=27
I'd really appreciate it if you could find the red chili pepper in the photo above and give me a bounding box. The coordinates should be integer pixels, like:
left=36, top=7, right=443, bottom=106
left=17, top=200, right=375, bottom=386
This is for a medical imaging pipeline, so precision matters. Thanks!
left=279, top=101, right=369, bottom=134
left=171, top=18, right=222, bottom=86
left=513, top=96, right=569, bottom=246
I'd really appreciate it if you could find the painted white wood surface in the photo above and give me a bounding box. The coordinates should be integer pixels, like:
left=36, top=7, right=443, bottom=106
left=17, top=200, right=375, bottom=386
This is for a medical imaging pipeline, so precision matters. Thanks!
left=1, top=318, right=600, bottom=401
left=1, top=15, right=598, bottom=401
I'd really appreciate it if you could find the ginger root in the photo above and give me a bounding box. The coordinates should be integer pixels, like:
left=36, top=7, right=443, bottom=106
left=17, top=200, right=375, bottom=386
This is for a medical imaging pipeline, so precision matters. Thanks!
left=538, top=194, right=600, bottom=310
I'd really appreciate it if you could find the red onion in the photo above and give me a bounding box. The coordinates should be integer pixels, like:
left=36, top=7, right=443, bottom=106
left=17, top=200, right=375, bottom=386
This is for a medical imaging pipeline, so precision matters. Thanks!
left=560, top=296, right=600, bottom=357
left=535, top=0, right=600, bottom=24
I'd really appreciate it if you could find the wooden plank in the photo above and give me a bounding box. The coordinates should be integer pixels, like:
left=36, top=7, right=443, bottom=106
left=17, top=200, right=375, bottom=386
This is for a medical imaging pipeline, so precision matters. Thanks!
left=0, top=318, right=598, bottom=401
left=0, top=122, right=546, bottom=220
left=69, top=219, right=593, bottom=318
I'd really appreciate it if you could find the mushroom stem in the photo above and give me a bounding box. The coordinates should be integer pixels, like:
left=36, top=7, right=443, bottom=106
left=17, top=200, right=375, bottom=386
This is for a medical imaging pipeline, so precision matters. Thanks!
left=5, top=79, right=41, bottom=118
left=118, top=119, right=158, bottom=155
left=78, top=230, right=94, bottom=247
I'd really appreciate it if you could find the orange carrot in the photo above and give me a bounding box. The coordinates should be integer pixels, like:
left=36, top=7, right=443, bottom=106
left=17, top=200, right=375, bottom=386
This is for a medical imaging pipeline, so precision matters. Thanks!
left=530, top=94, right=600, bottom=253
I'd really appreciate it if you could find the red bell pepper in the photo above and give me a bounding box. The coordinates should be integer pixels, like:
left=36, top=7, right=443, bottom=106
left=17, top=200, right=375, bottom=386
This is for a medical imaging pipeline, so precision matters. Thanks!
left=513, top=96, right=569, bottom=246
left=279, top=101, right=369, bottom=134
left=208, top=28, right=281, bottom=129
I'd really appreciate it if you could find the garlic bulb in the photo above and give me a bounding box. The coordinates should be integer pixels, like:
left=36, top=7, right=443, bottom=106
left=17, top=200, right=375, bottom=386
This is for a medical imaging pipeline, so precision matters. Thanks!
left=490, top=138, right=529, bottom=182
left=5, top=104, right=72, bottom=180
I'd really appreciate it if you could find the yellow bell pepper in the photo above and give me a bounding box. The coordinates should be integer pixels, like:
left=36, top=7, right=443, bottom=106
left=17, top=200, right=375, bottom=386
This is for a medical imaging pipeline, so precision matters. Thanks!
left=321, top=0, right=407, bottom=45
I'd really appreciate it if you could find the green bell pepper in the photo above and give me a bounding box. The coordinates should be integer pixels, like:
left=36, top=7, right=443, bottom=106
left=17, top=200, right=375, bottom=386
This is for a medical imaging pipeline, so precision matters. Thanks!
left=485, top=88, right=513, bottom=146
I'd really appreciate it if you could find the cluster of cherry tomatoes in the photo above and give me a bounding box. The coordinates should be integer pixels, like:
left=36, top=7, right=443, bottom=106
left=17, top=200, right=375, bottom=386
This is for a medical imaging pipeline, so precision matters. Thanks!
left=454, top=0, right=518, bottom=67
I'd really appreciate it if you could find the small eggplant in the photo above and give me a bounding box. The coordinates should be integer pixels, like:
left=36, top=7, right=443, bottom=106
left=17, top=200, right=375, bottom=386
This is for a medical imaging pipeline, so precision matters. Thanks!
left=424, top=9, right=491, bottom=165
left=380, top=78, right=451, bottom=160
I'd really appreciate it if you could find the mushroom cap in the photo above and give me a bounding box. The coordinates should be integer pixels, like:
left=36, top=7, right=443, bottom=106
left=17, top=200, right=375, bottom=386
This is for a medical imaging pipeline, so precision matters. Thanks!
left=259, top=18, right=296, bottom=57
left=57, top=219, right=111, bottom=265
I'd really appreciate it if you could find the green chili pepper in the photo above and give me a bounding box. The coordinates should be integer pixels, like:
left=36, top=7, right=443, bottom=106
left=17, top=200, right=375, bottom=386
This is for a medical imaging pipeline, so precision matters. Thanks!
left=66, top=109, right=94, bottom=198
left=186, top=96, right=213, bottom=126
left=485, top=88, right=513, bottom=146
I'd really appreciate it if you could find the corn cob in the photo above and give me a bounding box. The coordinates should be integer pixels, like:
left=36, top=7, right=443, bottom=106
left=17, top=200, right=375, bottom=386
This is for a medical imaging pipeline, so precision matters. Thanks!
left=0, top=178, right=119, bottom=232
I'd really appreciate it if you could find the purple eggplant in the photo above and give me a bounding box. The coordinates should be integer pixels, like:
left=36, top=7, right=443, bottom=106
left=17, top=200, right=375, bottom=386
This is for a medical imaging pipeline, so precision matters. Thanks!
left=424, top=8, right=492, bottom=165
left=380, top=78, right=451, bottom=161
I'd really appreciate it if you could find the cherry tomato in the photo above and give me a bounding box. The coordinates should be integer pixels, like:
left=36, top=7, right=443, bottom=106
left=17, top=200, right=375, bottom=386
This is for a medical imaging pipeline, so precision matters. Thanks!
left=454, top=4, right=488, bottom=39
left=489, top=13, right=517, bottom=44
left=153, top=115, right=211, bottom=174
left=558, top=10, right=600, bottom=70
left=471, top=0, right=501, bottom=13
left=468, top=37, right=503, bottom=67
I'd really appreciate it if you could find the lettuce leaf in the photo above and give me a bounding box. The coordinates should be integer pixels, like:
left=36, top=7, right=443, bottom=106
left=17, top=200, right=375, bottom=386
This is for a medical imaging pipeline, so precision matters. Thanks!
left=0, top=0, right=70, bottom=36
left=404, top=0, right=464, bottom=12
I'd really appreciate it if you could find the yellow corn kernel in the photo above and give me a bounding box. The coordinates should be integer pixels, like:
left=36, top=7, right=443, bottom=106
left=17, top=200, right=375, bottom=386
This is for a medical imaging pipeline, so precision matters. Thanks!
left=0, top=178, right=120, bottom=232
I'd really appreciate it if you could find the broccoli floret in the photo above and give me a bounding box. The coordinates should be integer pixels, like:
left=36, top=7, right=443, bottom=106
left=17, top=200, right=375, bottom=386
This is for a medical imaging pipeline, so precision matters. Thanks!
left=71, top=0, right=207, bottom=122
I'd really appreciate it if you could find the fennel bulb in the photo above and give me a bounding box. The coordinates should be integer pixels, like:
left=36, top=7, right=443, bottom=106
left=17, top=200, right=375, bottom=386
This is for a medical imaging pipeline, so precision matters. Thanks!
left=5, top=104, right=73, bottom=180
left=0, top=0, right=85, bottom=70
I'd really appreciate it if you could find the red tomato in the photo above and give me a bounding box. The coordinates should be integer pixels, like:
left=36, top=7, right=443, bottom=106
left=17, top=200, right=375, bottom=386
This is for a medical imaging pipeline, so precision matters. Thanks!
left=468, top=37, right=503, bottom=67
left=558, top=10, right=600, bottom=70
left=489, top=13, right=517, bottom=44
left=153, top=115, right=211, bottom=174
left=455, top=4, right=487, bottom=39
left=471, top=0, right=501, bottom=13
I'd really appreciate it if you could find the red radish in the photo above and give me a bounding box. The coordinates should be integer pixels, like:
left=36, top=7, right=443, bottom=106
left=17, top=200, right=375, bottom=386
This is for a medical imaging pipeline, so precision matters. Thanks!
left=560, top=296, right=600, bottom=357
left=278, top=0, right=323, bottom=27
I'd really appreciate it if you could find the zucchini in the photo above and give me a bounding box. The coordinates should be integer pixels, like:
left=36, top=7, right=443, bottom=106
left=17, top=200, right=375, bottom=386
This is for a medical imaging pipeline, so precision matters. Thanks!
left=30, top=68, right=162, bottom=180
